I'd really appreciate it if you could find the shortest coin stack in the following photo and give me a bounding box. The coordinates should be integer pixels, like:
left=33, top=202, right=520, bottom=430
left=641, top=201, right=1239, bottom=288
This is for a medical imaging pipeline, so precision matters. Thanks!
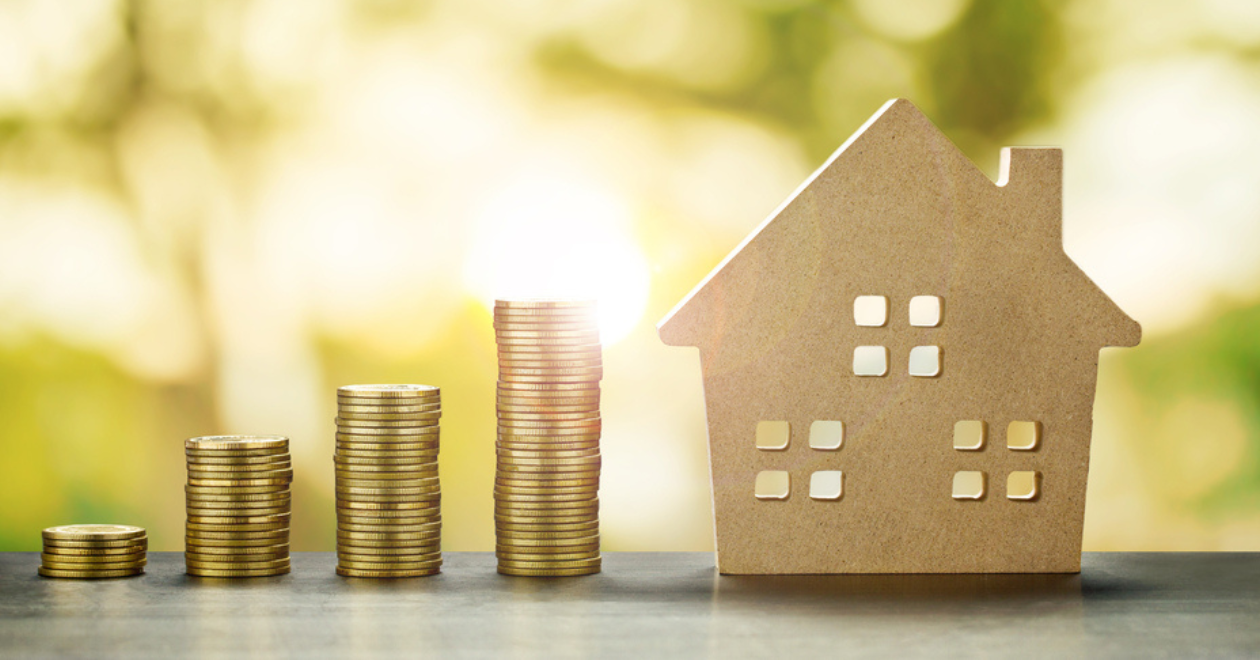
left=185, top=435, right=293, bottom=578
left=40, top=524, right=148, bottom=579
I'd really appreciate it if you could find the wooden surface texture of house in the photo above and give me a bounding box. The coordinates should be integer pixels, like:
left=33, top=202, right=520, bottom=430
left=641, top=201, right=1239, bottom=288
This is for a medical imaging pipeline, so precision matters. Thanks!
left=658, top=99, right=1140, bottom=574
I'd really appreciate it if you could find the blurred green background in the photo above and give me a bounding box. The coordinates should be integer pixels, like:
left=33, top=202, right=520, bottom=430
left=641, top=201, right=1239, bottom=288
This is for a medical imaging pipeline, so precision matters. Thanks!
left=2, top=0, right=1259, bottom=552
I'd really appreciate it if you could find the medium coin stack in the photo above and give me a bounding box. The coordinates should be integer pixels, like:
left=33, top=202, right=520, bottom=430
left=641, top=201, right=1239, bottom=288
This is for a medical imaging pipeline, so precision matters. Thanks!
left=185, top=435, right=292, bottom=578
left=39, top=524, right=147, bottom=579
left=335, top=384, right=443, bottom=578
left=494, top=300, right=603, bottom=576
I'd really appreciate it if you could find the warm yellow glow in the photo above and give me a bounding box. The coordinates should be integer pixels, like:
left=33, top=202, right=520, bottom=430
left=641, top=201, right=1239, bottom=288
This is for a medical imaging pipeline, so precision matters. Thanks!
left=463, top=173, right=650, bottom=345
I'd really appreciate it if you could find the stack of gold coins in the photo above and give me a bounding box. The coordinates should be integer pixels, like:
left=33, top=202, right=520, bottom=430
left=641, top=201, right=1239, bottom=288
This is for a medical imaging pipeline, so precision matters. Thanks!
left=39, top=525, right=147, bottom=579
left=185, top=435, right=292, bottom=578
left=335, top=384, right=443, bottom=578
left=494, top=300, right=602, bottom=576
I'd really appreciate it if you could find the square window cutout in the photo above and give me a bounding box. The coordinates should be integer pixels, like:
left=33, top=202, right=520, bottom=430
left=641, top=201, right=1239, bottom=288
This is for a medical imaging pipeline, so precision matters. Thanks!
left=810, top=471, right=844, bottom=500
left=809, top=421, right=844, bottom=450
left=909, top=296, right=942, bottom=327
left=952, top=471, right=985, bottom=500
left=755, top=471, right=790, bottom=500
left=854, top=296, right=888, bottom=327
left=1007, top=421, right=1041, bottom=451
left=954, top=420, right=985, bottom=450
left=755, top=421, right=790, bottom=451
left=908, top=346, right=941, bottom=377
left=853, top=346, right=888, bottom=376
left=1008, top=471, right=1040, bottom=500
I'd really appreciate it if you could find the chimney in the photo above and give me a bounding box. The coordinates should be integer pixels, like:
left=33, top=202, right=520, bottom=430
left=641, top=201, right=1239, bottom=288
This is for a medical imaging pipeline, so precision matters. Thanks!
left=997, top=147, right=1062, bottom=243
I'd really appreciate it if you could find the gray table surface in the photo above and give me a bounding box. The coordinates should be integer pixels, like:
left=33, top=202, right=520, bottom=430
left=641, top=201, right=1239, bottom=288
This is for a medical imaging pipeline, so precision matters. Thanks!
left=1, top=552, right=1257, bottom=659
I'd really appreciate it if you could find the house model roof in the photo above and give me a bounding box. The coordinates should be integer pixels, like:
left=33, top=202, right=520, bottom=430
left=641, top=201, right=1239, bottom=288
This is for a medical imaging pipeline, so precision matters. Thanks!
left=659, top=98, right=1139, bottom=359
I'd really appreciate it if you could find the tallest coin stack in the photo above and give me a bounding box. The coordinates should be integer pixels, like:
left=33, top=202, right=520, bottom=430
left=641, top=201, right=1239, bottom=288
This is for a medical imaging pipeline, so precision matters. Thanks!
left=494, top=300, right=603, bottom=576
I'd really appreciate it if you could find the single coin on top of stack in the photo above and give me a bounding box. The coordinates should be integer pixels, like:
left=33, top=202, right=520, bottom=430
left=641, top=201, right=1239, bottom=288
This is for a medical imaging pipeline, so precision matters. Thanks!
left=185, top=435, right=292, bottom=578
left=335, top=384, right=443, bottom=578
left=39, top=525, right=147, bottom=579
left=494, top=299, right=603, bottom=577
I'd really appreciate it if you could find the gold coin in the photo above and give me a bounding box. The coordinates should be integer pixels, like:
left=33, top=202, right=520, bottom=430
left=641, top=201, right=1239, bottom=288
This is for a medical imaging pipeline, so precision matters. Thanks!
left=497, top=555, right=601, bottom=568
left=497, top=453, right=601, bottom=465
left=335, top=442, right=440, bottom=454
left=497, top=426, right=601, bottom=437
left=496, top=439, right=601, bottom=450
left=498, top=416, right=600, bottom=428
left=494, top=499, right=598, bottom=511
left=336, top=495, right=442, bottom=507
left=495, top=521, right=599, bottom=533
left=185, top=483, right=289, bottom=495
left=185, top=454, right=292, bottom=466
left=336, top=542, right=441, bottom=555
left=493, top=512, right=597, bottom=524
left=499, top=367, right=603, bottom=378
left=496, top=397, right=600, bottom=409
left=183, top=503, right=289, bottom=513
left=338, top=383, right=439, bottom=396
left=186, top=448, right=289, bottom=459
left=185, top=526, right=289, bottom=538
left=335, top=417, right=440, bottom=429
left=496, top=446, right=600, bottom=458
left=491, top=544, right=599, bottom=554
left=185, top=458, right=293, bottom=470
left=333, top=459, right=438, bottom=471
left=334, top=456, right=439, bottom=467
left=337, top=498, right=439, bottom=510
left=496, top=410, right=601, bottom=422
left=40, top=544, right=146, bottom=557
left=493, top=491, right=597, bottom=503
left=186, top=555, right=290, bottom=569
left=184, top=535, right=287, bottom=547
left=498, top=356, right=602, bottom=366
left=335, top=426, right=440, bottom=437
left=186, top=567, right=290, bottom=578
left=185, top=511, right=290, bottom=522
left=185, top=522, right=289, bottom=534
left=334, top=472, right=439, bottom=484
left=187, top=476, right=292, bottom=488
left=336, top=410, right=442, bottom=422
left=495, top=464, right=601, bottom=477
left=335, top=508, right=439, bottom=520
left=41, top=537, right=147, bottom=550
left=336, top=566, right=440, bottom=578
left=498, top=380, right=600, bottom=391
left=186, top=550, right=288, bottom=564
left=495, top=531, right=600, bottom=543
left=496, top=404, right=600, bottom=415
left=338, top=402, right=442, bottom=413
left=493, top=477, right=600, bottom=489
left=497, top=565, right=599, bottom=577
left=335, top=452, right=440, bottom=463
left=40, top=550, right=145, bottom=564
left=186, top=543, right=289, bottom=556
left=337, top=530, right=441, bottom=542
left=495, top=549, right=599, bottom=561
left=337, top=557, right=442, bottom=571
left=42, top=557, right=147, bottom=571
left=495, top=339, right=601, bottom=349
left=497, top=354, right=602, bottom=366
left=337, top=521, right=441, bottom=534
left=336, top=543, right=441, bottom=556
left=495, top=299, right=595, bottom=309
left=42, top=525, right=146, bottom=542
left=336, top=481, right=441, bottom=495
left=336, top=397, right=440, bottom=409
left=185, top=435, right=288, bottom=451
left=39, top=566, right=144, bottom=579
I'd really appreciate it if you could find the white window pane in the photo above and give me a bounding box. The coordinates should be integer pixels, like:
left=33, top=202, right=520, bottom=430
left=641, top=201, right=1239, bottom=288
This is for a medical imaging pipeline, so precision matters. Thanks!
left=755, top=471, right=790, bottom=500
left=908, top=345, right=940, bottom=377
left=909, top=295, right=942, bottom=327
left=810, top=471, right=844, bottom=500
left=854, top=295, right=888, bottom=327
left=952, top=471, right=985, bottom=500
left=853, top=345, right=888, bottom=376
left=755, top=421, right=790, bottom=450
left=809, top=420, right=844, bottom=450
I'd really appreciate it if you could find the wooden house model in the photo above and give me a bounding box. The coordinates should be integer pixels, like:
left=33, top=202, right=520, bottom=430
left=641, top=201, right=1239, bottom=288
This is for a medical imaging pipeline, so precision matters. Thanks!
left=658, top=99, right=1140, bottom=574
